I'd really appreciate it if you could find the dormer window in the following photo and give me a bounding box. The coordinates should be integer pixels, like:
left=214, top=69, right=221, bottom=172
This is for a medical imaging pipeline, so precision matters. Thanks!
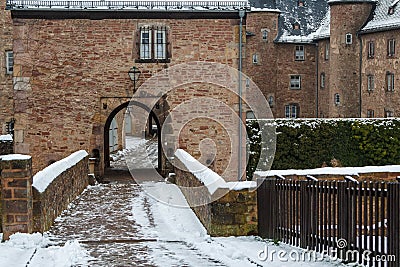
left=388, top=6, right=395, bottom=15
left=293, top=23, right=300, bottom=30
left=298, top=0, right=305, bottom=6
left=345, top=33, right=353, bottom=45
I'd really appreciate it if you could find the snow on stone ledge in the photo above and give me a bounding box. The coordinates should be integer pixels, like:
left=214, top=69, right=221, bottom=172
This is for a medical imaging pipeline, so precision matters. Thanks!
left=0, top=134, right=13, bottom=141
left=33, top=150, right=88, bottom=193
left=175, top=149, right=229, bottom=195
left=175, top=149, right=256, bottom=194
left=0, top=154, right=31, bottom=161
left=255, top=165, right=400, bottom=179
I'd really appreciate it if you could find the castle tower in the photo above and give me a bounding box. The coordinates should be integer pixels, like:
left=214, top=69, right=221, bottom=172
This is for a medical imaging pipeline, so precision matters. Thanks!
left=328, top=0, right=375, bottom=117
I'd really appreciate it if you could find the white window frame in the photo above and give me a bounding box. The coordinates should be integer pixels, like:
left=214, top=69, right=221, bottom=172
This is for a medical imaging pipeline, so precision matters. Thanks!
left=261, top=29, right=268, bottom=42
left=368, top=41, right=375, bottom=58
left=6, top=51, right=13, bottom=75
left=325, top=42, right=329, bottom=60
left=334, top=93, right=340, bottom=105
left=295, top=45, right=305, bottom=61
left=367, top=75, right=374, bottom=92
left=320, top=72, right=325, bottom=88
left=345, top=33, right=353, bottom=45
left=154, top=28, right=167, bottom=60
left=388, top=39, right=396, bottom=57
left=285, top=104, right=299, bottom=119
left=290, top=75, right=301, bottom=89
left=385, top=109, right=394, bottom=118
left=252, top=53, right=259, bottom=64
left=140, top=28, right=152, bottom=60
left=367, top=109, right=374, bottom=118
left=387, top=72, right=395, bottom=92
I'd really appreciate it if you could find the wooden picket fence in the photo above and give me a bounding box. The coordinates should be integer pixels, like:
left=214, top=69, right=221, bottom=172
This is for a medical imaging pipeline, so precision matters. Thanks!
left=257, top=179, right=400, bottom=266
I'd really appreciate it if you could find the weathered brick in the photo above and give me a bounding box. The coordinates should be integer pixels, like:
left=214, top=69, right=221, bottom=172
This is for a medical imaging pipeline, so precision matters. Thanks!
left=4, top=200, right=28, bottom=213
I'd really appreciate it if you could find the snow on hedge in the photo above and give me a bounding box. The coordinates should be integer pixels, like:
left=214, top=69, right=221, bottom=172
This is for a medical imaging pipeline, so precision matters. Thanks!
left=33, top=150, right=88, bottom=193
left=255, top=165, right=400, bottom=179
left=0, top=134, right=13, bottom=141
left=0, top=154, right=31, bottom=161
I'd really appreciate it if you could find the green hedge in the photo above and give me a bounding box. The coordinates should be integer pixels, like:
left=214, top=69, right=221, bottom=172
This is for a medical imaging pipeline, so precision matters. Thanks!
left=246, top=119, right=400, bottom=179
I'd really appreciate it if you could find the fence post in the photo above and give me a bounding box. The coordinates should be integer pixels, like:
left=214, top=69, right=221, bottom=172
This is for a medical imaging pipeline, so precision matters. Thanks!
left=0, top=155, right=33, bottom=241
left=387, top=183, right=400, bottom=267
left=337, top=181, right=349, bottom=252
left=257, top=178, right=276, bottom=239
left=300, top=180, right=310, bottom=249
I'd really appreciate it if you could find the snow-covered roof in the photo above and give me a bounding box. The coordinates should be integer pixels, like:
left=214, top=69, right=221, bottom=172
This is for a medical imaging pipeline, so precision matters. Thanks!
left=274, top=0, right=329, bottom=43
left=309, top=7, right=330, bottom=40
left=6, top=0, right=249, bottom=11
left=361, top=0, right=400, bottom=33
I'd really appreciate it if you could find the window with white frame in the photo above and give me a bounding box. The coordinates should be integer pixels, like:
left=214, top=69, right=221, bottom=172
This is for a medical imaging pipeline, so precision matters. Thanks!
left=262, top=29, right=268, bottom=41
left=388, top=39, right=396, bottom=57
left=285, top=104, right=299, bottom=118
left=367, top=75, right=374, bottom=92
left=368, top=41, right=375, bottom=58
left=5, top=51, right=13, bottom=75
left=320, top=72, right=325, bottom=88
left=385, top=109, right=394, bottom=118
left=252, top=53, right=259, bottom=64
left=345, top=33, right=353, bottom=45
left=295, top=45, right=305, bottom=61
left=325, top=42, right=329, bottom=60
left=386, top=72, right=395, bottom=91
left=334, top=93, right=340, bottom=105
left=139, top=26, right=168, bottom=61
left=268, top=96, right=274, bottom=107
left=290, top=75, right=301, bottom=89
left=367, top=109, right=374, bottom=118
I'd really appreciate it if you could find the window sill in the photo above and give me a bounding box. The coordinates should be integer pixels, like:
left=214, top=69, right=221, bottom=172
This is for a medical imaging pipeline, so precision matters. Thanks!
left=135, top=59, right=171, bottom=64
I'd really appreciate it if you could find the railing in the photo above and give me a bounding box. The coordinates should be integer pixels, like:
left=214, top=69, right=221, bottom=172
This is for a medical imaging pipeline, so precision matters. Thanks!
left=6, top=0, right=249, bottom=10
left=257, top=179, right=400, bottom=267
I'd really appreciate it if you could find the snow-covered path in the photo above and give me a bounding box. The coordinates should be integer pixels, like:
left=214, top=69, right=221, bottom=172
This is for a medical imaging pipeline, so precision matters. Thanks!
left=0, top=137, right=345, bottom=266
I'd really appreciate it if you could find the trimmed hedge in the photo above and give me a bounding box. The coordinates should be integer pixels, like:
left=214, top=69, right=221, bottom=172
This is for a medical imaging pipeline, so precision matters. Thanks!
left=246, top=119, right=400, bottom=179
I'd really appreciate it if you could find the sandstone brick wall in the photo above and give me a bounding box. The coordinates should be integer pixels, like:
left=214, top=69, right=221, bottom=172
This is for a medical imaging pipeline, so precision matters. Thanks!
left=275, top=43, right=317, bottom=118
left=244, top=11, right=279, bottom=117
left=328, top=1, right=374, bottom=117
left=32, top=155, right=89, bottom=232
left=11, top=16, right=241, bottom=175
left=0, top=4, right=14, bottom=134
left=0, top=155, right=33, bottom=240
left=174, top=157, right=257, bottom=237
left=361, top=28, right=400, bottom=118
left=316, top=39, right=331, bottom=118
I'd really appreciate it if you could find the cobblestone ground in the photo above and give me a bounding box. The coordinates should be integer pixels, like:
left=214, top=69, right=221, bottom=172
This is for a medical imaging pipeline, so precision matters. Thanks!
left=45, top=138, right=227, bottom=266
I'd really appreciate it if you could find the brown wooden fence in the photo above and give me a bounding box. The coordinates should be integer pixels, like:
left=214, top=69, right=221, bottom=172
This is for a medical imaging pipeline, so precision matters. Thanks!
left=257, top=179, right=400, bottom=267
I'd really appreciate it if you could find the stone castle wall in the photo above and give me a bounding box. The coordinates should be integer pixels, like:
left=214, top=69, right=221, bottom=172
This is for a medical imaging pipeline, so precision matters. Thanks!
left=361, top=28, right=400, bottom=118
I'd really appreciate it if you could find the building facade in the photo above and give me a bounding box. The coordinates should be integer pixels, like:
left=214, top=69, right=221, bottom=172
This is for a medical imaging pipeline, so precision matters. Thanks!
left=0, top=0, right=399, bottom=175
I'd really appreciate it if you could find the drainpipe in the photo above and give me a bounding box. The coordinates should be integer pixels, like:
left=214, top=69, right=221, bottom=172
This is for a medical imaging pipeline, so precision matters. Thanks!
left=315, top=42, right=319, bottom=118
left=358, top=35, right=363, bottom=117
left=238, top=9, right=245, bottom=181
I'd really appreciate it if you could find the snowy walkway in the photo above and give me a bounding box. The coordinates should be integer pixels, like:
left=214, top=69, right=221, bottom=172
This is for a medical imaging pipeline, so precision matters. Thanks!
left=0, top=137, right=345, bottom=266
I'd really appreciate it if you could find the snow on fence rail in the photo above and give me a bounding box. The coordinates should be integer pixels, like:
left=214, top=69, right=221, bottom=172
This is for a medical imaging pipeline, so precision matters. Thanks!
left=6, top=0, right=249, bottom=10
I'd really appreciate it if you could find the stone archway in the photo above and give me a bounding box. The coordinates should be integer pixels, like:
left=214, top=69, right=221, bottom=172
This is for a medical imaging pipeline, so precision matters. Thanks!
left=103, top=101, right=162, bottom=172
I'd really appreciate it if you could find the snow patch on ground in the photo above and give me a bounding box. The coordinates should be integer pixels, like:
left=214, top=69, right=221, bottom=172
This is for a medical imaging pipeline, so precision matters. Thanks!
left=0, top=233, right=91, bottom=266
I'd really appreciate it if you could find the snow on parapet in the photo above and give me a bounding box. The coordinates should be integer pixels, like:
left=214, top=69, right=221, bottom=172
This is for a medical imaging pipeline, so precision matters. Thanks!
left=6, top=0, right=249, bottom=11
left=0, top=154, right=31, bottom=161
left=175, top=149, right=228, bottom=195
left=175, top=149, right=257, bottom=193
left=255, top=165, right=400, bottom=178
left=33, top=150, right=88, bottom=193
left=0, top=134, right=13, bottom=141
